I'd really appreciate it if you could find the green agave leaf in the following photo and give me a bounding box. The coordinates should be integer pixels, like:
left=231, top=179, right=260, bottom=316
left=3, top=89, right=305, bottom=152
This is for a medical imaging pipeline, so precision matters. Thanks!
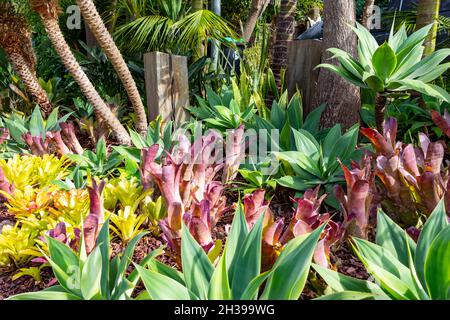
left=7, top=290, right=81, bottom=300
left=396, top=24, right=433, bottom=62
left=314, top=291, right=376, bottom=300
left=405, top=233, right=429, bottom=300
left=415, top=198, right=448, bottom=289
left=287, top=92, right=303, bottom=130
left=181, top=222, right=214, bottom=300
left=376, top=209, right=416, bottom=267
left=46, top=236, right=81, bottom=295
left=29, top=106, right=45, bottom=140
left=276, top=175, right=319, bottom=191
left=240, top=271, right=272, bottom=300
left=363, top=73, right=385, bottom=92
left=230, top=213, right=264, bottom=300
left=80, top=246, right=103, bottom=300
left=226, top=200, right=249, bottom=273
left=270, top=101, right=286, bottom=130
left=96, top=218, right=110, bottom=299
left=392, top=79, right=450, bottom=102
left=312, top=263, right=388, bottom=299
left=322, top=124, right=342, bottom=160
left=424, top=226, right=450, bottom=300
left=316, top=63, right=368, bottom=88
left=302, top=104, right=326, bottom=134
left=351, top=238, right=418, bottom=297
left=372, top=42, right=397, bottom=81
left=260, top=225, right=325, bottom=300
left=135, top=264, right=193, bottom=300
left=328, top=47, right=365, bottom=79
left=129, top=130, right=148, bottom=149
left=208, top=249, right=231, bottom=300
left=417, top=62, right=450, bottom=83
left=388, top=23, right=407, bottom=53
left=146, top=257, right=185, bottom=285
left=405, top=48, right=450, bottom=80
left=364, top=263, right=419, bottom=300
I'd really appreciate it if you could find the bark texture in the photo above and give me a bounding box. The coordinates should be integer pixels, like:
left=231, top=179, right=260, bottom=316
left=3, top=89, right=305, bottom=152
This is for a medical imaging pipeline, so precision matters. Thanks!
left=270, top=0, right=297, bottom=88
left=416, top=0, right=441, bottom=56
left=7, top=51, right=53, bottom=114
left=77, top=0, right=148, bottom=135
left=312, top=0, right=360, bottom=130
left=42, top=18, right=131, bottom=145
left=242, top=0, right=271, bottom=42
left=361, top=0, right=375, bottom=28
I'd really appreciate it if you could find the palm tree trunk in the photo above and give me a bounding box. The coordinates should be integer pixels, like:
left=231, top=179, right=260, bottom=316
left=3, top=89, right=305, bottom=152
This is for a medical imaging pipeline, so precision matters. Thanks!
left=312, top=0, right=360, bottom=130
left=375, top=93, right=386, bottom=133
left=242, top=0, right=271, bottom=42
left=42, top=18, right=131, bottom=145
left=77, top=0, right=148, bottom=135
left=416, top=0, right=440, bottom=56
left=7, top=50, right=53, bottom=115
left=361, top=0, right=375, bottom=29
left=270, top=0, right=297, bottom=89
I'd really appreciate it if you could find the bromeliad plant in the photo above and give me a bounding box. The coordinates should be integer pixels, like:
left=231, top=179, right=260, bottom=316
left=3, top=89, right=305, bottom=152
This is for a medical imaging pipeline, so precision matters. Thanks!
left=314, top=199, right=450, bottom=300
left=1, top=106, right=81, bottom=156
left=7, top=219, right=157, bottom=300
left=243, top=189, right=343, bottom=271
left=318, top=22, right=450, bottom=132
left=140, top=131, right=227, bottom=258
left=135, top=203, right=326, bottom=300
left=361, top=117, right=448, bottom=226
left=334, top=154, right=376, bottom=239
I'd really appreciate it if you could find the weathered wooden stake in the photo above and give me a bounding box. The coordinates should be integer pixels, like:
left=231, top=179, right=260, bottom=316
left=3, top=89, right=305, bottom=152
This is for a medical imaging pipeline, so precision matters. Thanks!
left=143, top=52, right=190, bottom=125
left=286, top=39, right=323, bottom=116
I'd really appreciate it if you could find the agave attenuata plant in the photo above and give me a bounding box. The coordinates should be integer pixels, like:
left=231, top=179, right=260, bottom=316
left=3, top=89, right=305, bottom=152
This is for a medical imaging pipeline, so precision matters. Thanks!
left=317, top=22, right=450, bottom=132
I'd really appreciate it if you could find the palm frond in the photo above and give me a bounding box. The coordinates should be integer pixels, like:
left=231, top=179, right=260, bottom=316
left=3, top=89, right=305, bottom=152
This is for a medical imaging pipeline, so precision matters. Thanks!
left=172, top=10, right=237, bottom=54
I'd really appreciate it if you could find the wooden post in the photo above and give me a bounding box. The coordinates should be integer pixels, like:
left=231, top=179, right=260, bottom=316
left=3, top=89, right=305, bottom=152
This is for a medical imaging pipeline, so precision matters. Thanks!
left=286, top=39, right=323, bottom=116
left=143, top=52, right=190, bottom=125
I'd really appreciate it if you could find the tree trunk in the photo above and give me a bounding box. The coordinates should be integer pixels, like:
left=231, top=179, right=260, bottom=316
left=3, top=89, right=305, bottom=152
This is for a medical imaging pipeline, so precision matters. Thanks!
left=361, top=0, right=375, bottom=29
left=42, top=18, right=131, bottom=145
left=77, top=0, right=148, bottom=135
left=7, top=50, right=53, bottom=115
left=312, top=0, right=360, bottom=130
left=242, top=0, right=271, bottom=42
left=375, top=93, right=386, bottom=133
left=416, top=0, right=440, bottom=56
left=271, top=0, right=297, bottom=89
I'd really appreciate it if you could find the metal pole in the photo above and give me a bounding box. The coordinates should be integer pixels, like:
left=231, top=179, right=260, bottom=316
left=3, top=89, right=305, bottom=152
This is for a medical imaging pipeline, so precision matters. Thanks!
left=211, top=0, right=221, bottom=70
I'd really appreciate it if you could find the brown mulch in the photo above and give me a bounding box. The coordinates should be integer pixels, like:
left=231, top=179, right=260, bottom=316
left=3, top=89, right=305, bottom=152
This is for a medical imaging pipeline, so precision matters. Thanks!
left=0, top=265, right=55, bottom=300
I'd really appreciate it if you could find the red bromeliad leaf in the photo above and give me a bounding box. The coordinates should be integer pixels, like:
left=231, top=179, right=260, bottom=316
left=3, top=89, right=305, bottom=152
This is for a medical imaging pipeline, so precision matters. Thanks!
left=243, top=189, right=272, bottom=229
left=83, top=214, right=99, bottom=254
left=360, top=127, right=394, bottom=156
left=424, top=142, right=444, bottom=175
left=0, top=167, right=14, bottom=202
left=0, top=128, right=9, bottom=144
left=431, top=109, right=450, bottom=138
left=383, top=117, right=398, bottom=147
left=60, top=122, right=84, bottom=155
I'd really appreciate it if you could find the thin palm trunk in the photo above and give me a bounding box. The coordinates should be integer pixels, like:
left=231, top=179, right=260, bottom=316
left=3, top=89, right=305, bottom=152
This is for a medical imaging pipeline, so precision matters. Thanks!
left=0, top=5, right=53, bottom=115
left=242, top=0, right=271, bottom=42
left=37, top=15, right=131, bottom=145
left=271, top=0, right=297, bottom=88
left=7, top=51, right=53, bottom=114
left=416, top=0, right=441, bottom=56
left=361, top=0, right=375, bottom=29
left=77, top=0, right=148, bottom=135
